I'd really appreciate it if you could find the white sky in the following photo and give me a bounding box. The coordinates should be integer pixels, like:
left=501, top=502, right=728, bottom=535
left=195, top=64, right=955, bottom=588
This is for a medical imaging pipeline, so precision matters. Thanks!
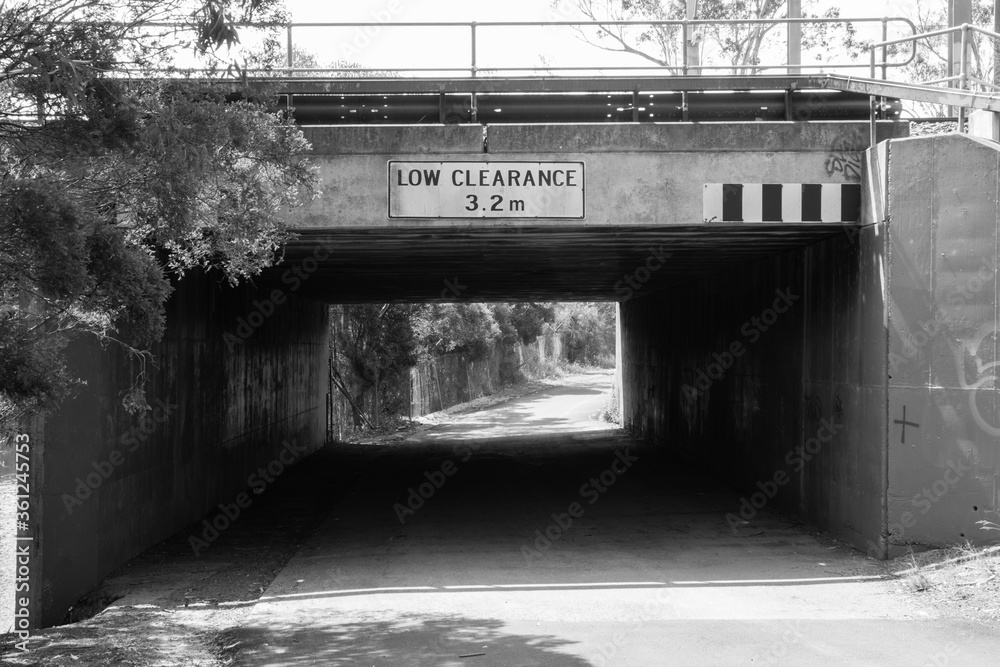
left=276, top=0, right=930, bottom=75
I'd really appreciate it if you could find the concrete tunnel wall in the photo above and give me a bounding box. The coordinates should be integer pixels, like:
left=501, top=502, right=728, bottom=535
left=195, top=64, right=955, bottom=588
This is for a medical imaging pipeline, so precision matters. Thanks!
left=885, top=134, right=1000, bottom=552
left=34, top=271, right=329, bottom=626
left=618, top=219, right=888, bottom=554
left=620, top=133, right=1000, bottom=556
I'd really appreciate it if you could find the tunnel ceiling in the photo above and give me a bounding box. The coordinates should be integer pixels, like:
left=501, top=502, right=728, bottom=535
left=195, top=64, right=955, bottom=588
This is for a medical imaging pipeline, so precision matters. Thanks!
left=259, top=225, right=852, bottom=303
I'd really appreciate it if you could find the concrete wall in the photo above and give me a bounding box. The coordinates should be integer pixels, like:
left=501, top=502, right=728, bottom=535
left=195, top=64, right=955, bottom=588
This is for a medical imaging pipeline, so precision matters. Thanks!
left=289, top=122, right=905, bottom=229
left=618, top=139, right=892, bottom=552
left=409, top=334, right=565, bottom=418
left=619, top=220, right=887, bottom=553
left=35, top=272, right=329, bottom=626
left=885, top=134, right=1000, bottom=551
left=620, top=133, right=1000, bottom=556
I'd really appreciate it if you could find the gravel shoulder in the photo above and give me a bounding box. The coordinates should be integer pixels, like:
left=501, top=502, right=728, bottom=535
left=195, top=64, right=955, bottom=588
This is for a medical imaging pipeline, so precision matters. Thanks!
left=892, top=545, right=1000, bottom=625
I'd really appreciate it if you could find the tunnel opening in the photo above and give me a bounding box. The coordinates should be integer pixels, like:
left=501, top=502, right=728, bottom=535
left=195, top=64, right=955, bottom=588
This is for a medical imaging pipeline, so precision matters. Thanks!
left=324, top=301, right=617, bottom=440
left=26, top=116, right=922, bottom=629
left=264, top=219, right=878, bottom=571
left=28, top=220, right=879, bottom=629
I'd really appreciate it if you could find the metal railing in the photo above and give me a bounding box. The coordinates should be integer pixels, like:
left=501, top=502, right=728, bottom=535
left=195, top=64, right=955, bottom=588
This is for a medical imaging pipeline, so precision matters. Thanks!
left=145, top=17, right=917, bottom=78
left=62, top=16, right=1000, bottom=145
left=868, top=23, right=1000, bottom=131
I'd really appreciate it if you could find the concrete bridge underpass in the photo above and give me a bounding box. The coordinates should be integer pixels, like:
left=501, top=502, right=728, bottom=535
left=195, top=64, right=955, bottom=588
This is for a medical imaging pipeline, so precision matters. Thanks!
left=22, top=81, right=1000, bottom=628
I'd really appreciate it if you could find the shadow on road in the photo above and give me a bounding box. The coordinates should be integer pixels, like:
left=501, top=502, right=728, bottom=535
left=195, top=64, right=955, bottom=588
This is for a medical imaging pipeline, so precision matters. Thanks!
left=217, top=613, right=591, bottom=667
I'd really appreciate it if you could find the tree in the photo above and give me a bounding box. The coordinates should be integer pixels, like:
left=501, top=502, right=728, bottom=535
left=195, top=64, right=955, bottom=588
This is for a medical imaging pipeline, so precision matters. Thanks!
left=414, top=303, right=500, bottom=360
left=331, top=305, right=417, bottom=428
left=329, top=302, right=556, bottom=429
left=557, top=0, right=844, bottom=74
left=550, top=302, right=616, bottom=366
left=0, top=0, right=317, bottom=437
left=492, top=303, right=557, bottom=346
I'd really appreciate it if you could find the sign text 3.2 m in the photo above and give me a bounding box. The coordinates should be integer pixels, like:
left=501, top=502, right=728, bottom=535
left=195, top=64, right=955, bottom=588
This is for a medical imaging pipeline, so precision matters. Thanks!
left=388, top=161, right=585, bottom=219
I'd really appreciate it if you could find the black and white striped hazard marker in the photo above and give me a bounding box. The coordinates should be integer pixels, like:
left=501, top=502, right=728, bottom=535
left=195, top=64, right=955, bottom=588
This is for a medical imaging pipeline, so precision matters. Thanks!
left=703, top=183, right=861, bottom=223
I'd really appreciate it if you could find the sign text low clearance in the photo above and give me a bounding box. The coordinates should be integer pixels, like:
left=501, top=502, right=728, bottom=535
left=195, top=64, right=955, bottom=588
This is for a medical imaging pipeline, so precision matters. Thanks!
left=388, top=161, right=585, bottom=219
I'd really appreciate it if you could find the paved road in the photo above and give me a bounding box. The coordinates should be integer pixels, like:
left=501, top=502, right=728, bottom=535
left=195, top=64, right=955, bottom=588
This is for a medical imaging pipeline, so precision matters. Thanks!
left=228, top=373, right=1000, bottom=666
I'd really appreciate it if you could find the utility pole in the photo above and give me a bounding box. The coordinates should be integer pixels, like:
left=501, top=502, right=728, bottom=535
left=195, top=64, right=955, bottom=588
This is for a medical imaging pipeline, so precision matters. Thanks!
left=788, top=0, right=802, bottom=74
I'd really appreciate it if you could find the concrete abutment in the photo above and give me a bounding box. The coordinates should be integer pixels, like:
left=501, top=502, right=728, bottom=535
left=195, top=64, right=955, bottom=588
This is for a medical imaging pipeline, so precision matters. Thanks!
left=619, top=133, right=1000, bottom=558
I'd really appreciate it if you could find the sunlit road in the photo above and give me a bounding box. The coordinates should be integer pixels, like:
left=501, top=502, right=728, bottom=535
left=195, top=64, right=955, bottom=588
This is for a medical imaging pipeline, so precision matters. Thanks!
left=226, top=373, right=1000, bottom=666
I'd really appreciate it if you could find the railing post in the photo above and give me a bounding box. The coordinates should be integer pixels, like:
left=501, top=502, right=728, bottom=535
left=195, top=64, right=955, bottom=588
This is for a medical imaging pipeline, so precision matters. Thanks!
left=870, top=95, right=877, bottom=147
left=995, top=0, right=1000, bottom=88
left=470, top=22, right=478, bottom=122
left=948, top=0, right=972, bottom=118
left=880, top=18, right=888, bottom=79
left=958, top=23, right=969, bottom=132
left=470, top=22, right=478, bottom=77
left=286, top=24, right=293, bottom=74
left=681, top=20, right=689, bottom=75
left=867, top=44, right=876, bottom=144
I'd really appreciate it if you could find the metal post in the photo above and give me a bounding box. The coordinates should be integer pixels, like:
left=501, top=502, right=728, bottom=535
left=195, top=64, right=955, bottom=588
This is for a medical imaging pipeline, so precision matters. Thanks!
left=787, top=0, right=801, bottom=75
left=870, top=96, right=877, bottom=146
left=286, top=24, right=293, bottom=73
left=880, top=19, right=888, bottom=80
left=877, top=17, right=888, bottom=139
left=995, top=0, right=1000, bottom=88
left=681, top=20, right=689, bottom=75
left=470, top=22, right=477, bottom=77
left=958, top=23, right=969, bottom=131
left=949, top=0, right=972, bottom=116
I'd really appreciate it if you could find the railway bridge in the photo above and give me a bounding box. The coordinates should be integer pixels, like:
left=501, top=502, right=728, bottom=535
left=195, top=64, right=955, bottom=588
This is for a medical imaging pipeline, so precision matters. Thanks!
left=21, top=22, right=1000, bottom=627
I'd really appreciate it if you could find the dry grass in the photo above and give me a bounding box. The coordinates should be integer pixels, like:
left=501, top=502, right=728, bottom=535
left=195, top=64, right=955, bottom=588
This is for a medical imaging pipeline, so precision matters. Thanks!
left=893, top=538, right=1000, bottom=623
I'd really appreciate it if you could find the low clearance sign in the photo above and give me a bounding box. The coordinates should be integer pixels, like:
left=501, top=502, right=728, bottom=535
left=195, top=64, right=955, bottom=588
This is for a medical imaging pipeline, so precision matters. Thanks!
left=388, top=161, right=585, bottom=219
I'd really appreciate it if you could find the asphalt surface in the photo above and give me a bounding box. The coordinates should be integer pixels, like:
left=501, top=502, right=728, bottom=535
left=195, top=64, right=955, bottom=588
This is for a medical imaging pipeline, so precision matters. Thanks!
left=223, top=373, right=1000, bottom=666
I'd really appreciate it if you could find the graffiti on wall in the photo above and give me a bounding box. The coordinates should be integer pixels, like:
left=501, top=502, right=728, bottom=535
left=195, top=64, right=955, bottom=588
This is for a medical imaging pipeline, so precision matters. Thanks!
left=824, top=128, right=866, bottom=182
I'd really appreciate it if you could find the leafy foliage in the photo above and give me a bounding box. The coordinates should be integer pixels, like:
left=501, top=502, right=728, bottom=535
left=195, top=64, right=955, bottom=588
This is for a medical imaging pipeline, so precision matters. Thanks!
left=414, top=303, right=501, bottom=360
left=0, top=0, right=317, bottom=435
left=330, top=301, right=613, bottom=427
left=331, top=304, right=417, bottom=426
left=552, top=302, right=616, bottom=366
